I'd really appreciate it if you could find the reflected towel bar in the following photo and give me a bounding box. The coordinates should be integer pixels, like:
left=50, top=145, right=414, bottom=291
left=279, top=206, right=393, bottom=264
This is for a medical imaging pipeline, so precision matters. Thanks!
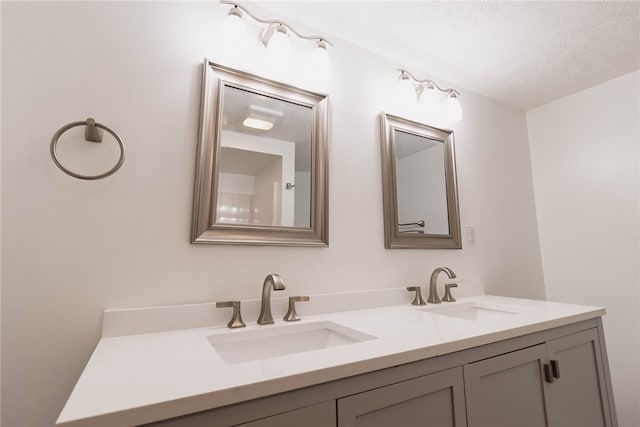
left=399, top=220, right=425, bottom=227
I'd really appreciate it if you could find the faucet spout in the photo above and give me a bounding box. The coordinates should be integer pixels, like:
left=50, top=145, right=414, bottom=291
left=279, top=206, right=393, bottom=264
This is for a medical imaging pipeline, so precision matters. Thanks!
left=257, top=274, right=285, bottom=325
left=428, top=267, right=456, bottom=304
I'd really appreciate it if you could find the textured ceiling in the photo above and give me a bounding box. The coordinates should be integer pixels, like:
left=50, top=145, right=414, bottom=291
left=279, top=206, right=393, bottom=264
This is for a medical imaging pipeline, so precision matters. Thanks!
left=255, top=1, right=640, bottom=110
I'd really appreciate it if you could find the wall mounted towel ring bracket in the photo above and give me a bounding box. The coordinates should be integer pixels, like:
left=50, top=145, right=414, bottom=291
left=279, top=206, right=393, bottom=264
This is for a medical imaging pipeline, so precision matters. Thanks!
left=50, top=118, right=125, bottom=180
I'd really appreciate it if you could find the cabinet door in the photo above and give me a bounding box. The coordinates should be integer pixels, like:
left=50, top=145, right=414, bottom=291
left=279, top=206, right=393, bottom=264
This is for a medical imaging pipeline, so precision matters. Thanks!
left=464, top=344, right=549, bottom=427
left=237, top=401, right=335, bottom=427
left=545, top=328, right=613, bottom=427
left=337, top=366, right=466, bottom=427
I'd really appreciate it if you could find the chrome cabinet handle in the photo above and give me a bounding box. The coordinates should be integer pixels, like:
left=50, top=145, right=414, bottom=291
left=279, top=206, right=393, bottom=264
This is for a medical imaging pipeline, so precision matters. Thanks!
left=406, top=286, right=426, bottom=305
left=216, top=301, right=246, bottom=329
left=283, top=296, right=309, bottom=322
left=550, top=359, right=560, bottom=379
left=544, top=363, right=554, bottom=383
left=544, top=360, right=561, bottom=383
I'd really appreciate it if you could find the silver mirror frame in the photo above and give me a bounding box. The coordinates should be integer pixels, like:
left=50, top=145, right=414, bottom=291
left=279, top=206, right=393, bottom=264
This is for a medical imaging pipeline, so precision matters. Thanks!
left=380, top=113, right=462, bottom=249
left=191, top=60, right=329, bottom=246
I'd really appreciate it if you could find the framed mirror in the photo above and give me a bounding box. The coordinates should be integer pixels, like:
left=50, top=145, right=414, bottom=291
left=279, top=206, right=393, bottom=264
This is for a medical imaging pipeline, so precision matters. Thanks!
left=380, top=113, right=461, bottom=249
left=192, top=61, right=328, bottom=246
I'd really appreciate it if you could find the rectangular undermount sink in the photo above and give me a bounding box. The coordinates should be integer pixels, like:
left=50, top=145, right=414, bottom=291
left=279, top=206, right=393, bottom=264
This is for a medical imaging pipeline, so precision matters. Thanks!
left=421, top=301, right=524, bottom=321
left=207, top=321, right=376, bottom=364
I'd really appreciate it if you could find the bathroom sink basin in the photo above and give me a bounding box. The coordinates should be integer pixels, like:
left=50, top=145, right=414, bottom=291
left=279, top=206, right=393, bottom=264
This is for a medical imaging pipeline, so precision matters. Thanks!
left=207, top=321, right=376, bottom=364
left=421, top=301, right=524, bottom=321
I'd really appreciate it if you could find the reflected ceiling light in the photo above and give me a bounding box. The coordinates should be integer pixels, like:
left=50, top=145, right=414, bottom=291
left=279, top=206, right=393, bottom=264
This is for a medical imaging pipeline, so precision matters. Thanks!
left=243, top=117, right=274, bottom=131
left=220, top=1, right=333, bottom=80
left=397, top=69, right=463, bottom=122
left=242, top=105, right=283, bottom=131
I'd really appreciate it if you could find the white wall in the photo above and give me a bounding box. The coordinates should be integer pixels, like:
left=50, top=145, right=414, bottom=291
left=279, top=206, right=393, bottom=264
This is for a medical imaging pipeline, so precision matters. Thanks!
left=527, top=70, right=640, bottom=427
left=1, top=2, right=545, bottom=426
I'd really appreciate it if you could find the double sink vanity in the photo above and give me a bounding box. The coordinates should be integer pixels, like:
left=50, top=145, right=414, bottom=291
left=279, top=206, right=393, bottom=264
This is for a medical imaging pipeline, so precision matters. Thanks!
left=56, top=275, right=616, bottom=427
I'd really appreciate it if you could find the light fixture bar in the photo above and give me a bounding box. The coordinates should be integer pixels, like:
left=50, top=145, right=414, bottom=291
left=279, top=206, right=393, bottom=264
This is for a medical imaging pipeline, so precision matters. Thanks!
left=220, top=0, right=333, bottom=47
left=397, top=69, right=459, bottom=96
left=397, top=69, right=463, bottom=122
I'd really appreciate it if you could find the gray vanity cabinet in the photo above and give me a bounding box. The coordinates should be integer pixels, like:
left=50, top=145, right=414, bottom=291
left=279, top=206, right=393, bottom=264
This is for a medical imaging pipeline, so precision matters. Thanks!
left=464, top=328, right=613, bottom=427
left=337, top=367, right=467, bottom=427
left=143, top=319, right=615, bottom=427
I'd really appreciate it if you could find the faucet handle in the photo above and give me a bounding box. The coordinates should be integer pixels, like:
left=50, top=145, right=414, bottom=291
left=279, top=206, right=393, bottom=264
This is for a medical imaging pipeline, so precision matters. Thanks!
left=406, top=286, right=426, bottom=305
left=216, top=301, right=246, bottom=329
left=283, top=296, right=309, bottom=322
left=442, top=283, right=458, bottom=302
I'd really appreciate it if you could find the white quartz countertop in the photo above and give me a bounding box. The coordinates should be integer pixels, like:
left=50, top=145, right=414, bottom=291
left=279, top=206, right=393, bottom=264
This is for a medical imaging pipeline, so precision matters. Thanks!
left=56, top=295, right=605, bottom=426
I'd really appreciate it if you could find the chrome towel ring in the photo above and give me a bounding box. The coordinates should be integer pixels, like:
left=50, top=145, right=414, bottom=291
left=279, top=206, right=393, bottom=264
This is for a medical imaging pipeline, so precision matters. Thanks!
left=50, top=118, right=125, bottom=180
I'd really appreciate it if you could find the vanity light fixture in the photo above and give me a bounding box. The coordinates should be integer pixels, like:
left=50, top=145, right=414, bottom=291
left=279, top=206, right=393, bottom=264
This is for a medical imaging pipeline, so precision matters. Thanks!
left=242, top=105, right=283, bottom=131
left=220, top=1, right=333, bottom=78
left=397, top=69, right=463, bottom=122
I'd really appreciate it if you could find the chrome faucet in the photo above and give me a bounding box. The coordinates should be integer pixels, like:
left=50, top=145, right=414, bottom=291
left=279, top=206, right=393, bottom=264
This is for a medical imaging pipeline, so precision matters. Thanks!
left=428, top=267, right=457, bottom=304
left=257, top=273, right=285, bottom=325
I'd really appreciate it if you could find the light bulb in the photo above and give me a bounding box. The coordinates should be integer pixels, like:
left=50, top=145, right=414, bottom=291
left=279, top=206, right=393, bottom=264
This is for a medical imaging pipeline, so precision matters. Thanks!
left=265, top=25, right=292, bottom=71
left=218, top=6, right=249, bottom=66
left=306, top=40, right=331, bottom=81
left=421, top=83, right=440, bottom=118
left=220, top=7, right=246, bottom=42
left=398, top=72, right=417, bottom=102
left=303, top=40, right=331, bottom=87
left=444, top=92, right=462, bottom=122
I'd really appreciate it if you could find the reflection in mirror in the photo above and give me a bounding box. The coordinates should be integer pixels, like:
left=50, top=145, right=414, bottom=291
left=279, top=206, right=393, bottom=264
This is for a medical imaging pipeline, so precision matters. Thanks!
left=380, top=113, right=461, bottom=249
left=395, top=131, right=448, bottom=235
left=218, top=86, right=312, bottom=228
left=192, top=61, right=328, bottom=246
